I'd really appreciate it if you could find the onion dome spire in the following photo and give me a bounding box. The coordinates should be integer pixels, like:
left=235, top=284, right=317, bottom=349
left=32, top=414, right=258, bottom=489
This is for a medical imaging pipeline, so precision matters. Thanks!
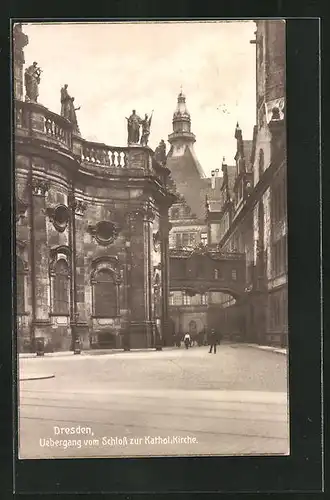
left=168, top=89, right=196, bottom=145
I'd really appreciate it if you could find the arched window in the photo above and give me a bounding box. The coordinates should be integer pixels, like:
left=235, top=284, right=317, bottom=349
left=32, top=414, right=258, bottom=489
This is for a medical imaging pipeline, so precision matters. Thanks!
left=53, top=259, right=70, bottom=315
left=93, top=268, right=118, bottom=317
left=189, top=320, right=197, bottom=334
left=171, top=207, right=180, bottom=220
left=17, top=256, right=25, bottom=314
left=184, top=205, right=190, bottom=217
left=258, top=149, right=264, bottom=179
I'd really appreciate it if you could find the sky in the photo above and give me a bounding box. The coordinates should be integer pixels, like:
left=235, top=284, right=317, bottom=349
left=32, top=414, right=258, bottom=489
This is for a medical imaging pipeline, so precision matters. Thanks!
left=21, top=21, right=256, bottom=177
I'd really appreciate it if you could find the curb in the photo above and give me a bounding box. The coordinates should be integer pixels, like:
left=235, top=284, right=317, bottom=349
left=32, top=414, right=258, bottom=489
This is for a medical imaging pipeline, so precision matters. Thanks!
left=18, top=347, right=178, bottom=359
left=19, top=374, right=55, bottom=381
left=244, top=344, right=287, bottom=355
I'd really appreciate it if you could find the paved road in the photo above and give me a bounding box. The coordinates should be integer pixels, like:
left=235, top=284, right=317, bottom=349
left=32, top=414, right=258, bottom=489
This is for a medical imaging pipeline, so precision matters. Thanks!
left=18, top=344, right=289, bottom=459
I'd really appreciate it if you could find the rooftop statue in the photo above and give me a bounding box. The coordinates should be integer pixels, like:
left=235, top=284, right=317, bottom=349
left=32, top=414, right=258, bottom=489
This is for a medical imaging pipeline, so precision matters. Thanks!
left=60, top=84, right=81, bottom=135
left=25, top=62, right=42, bottom=103
left=140, top=111, right=153, bottom=147
left=154, top=139, right=167, bottom=165
left=126, top=110, right=142, bottom=145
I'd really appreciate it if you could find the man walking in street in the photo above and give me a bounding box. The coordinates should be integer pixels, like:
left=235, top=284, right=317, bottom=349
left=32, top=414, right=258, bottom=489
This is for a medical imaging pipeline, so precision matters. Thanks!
left=209, top=328, right=218, bottom=354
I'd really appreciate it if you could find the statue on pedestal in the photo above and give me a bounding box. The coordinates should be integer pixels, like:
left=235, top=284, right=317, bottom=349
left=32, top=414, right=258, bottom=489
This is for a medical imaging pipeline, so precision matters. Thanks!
left=24, top=62, right=42, bottom=102
left=126, top=110, right=142, bottom=145
left=60, top=84, right=81, bottom=134
left=140, top=111, right=153, bottom=147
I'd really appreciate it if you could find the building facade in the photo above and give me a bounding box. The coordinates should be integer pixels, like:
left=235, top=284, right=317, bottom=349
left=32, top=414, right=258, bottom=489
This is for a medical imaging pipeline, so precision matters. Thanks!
left=165, top=92, right=246, bottom=339
left=206, top=20, right=287, bottom=346
left=14, top=25, right=175, bottom=352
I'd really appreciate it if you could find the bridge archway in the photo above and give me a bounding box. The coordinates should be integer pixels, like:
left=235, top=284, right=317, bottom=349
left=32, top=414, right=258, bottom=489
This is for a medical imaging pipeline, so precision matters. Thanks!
left=168, top=287, right=247, bottom=343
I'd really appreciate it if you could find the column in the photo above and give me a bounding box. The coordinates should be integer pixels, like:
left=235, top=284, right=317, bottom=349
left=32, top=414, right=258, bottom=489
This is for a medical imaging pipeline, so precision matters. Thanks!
left=30, top=176, right=51, bottom=343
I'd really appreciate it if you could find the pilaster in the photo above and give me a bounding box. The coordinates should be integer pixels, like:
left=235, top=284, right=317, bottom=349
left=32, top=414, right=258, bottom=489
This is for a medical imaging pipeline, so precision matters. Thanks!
left=159, top=208, right=172, bottom=346
left=125, top=207, right=155, bottom=348
left=68, top=193, right=89, bottom=346
left=30, top=176, right=51, bottom=340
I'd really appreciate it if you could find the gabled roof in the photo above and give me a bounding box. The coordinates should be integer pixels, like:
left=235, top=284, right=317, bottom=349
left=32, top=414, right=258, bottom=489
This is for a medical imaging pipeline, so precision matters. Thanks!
left=166, top=145, right=206, bottom=220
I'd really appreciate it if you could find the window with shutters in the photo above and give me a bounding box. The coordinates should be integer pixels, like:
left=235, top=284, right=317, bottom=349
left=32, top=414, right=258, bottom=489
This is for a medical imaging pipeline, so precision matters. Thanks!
left=93, top=268, right=118, bottom=317
left=53, top=259, right=70, bottom=315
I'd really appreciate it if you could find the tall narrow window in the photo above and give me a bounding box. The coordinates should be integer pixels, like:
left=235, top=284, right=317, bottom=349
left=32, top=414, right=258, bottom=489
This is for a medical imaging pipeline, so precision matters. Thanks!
left=201, top=232, right=207, bottom=246
left=231, top=269, right=237, bottom=281
left=189, top=233, right=196, bottom=246
left=175, top=233, right=182, bottom=248
left=201, top=293, right=207, bottom=305
left=17, top=257, right=25, bottom=314
left=258, top=149, right=264, bottom=179
left=53, top=259, right=70, bottom=314
left=182, top=233, right=189, bottom=247
left=94, top=269, right=117, bottom=317
left=183, top=293, right=191, bottom=306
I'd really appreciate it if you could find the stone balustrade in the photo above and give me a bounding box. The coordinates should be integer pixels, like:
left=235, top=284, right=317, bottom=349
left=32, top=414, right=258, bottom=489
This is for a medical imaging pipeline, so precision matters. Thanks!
left=81, top=143, right=128, bottom=168
left=15, top=100, right=167, bottom=178
left=15, top=100, right=72, bottom=149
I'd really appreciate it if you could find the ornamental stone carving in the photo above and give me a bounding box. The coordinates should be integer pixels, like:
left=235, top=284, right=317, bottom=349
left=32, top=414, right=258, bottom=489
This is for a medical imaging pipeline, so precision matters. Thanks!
left=68, top=194, right=88, bottom=216
left=30, top=178, right=50, bottom=196
left=153, top=231, right=161, bottom=252
left=90, top=256, right=122, bottom=284
left=126, top=206, right=154, bottom=224
left=16, top=198, right=28, bottom=222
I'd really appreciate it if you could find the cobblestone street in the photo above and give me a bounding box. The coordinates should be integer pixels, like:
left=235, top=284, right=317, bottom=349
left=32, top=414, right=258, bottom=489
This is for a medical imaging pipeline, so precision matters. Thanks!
left=18, top=344, right=289, bottom=459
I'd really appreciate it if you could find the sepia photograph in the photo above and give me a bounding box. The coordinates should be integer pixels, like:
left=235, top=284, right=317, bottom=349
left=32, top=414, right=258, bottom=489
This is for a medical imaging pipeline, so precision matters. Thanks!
left=14, top=20, right=288, bottom=460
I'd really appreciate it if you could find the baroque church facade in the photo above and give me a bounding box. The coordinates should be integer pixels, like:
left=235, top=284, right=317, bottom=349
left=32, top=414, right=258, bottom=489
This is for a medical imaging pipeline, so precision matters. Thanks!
left=14, top=24, right=175, bottom=352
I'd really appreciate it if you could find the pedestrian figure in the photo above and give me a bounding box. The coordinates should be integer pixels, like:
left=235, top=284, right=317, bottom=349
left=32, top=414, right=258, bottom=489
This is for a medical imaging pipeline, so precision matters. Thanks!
left=184, top=332, right=191, bottom=349
left=209, top=329, right=217, bottom=354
